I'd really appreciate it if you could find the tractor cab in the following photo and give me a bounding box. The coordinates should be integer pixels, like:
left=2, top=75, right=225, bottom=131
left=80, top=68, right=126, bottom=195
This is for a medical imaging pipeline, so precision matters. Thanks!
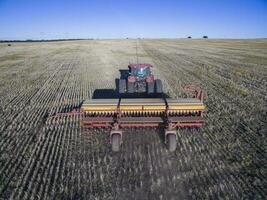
left=119, top=63, right=162, bottom=94
left=128, top=64, right=152, bottom=78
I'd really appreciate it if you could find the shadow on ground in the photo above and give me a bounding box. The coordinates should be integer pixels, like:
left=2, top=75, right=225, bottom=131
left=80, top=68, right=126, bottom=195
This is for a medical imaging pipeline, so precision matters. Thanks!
left=93, top=69, right=169, bottom=99
left=92, top=88, right=169, bottom=99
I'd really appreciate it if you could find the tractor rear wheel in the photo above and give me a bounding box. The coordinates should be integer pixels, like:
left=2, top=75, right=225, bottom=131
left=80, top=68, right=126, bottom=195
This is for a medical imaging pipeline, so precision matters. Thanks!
left=155, top=79, right=163, bottom=93
left=119, top=79, right=126, bottom=94
left=127, top=82, right=134, bottom=93
left=167, top=134, right=177, bottom=152
left=111, top=134, right=121, bottom=152
left=147, top=82, right=154, bottom=94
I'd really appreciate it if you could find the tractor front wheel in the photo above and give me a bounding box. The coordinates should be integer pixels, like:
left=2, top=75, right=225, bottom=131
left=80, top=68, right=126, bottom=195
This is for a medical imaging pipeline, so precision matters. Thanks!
left=111, top=134, right=121, bottom=152
left=119, top=79, right=126, bottom=94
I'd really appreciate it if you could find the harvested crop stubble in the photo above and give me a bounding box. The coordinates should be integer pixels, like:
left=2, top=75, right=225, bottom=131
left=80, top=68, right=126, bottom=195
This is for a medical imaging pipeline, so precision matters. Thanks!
left=0, top=39, right=266, bottom=199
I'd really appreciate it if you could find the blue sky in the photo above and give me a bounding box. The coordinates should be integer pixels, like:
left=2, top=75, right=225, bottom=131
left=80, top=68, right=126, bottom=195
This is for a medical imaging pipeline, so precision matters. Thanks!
left=0, top=0, right=266, bottom=39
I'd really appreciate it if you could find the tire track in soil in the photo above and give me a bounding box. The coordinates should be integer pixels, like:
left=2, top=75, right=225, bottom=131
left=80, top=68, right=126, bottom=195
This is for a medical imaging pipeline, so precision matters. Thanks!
left=0, top=40, right=266, bottom=200
left=0, top=60, right=70, bottom=198
left=140, top=40, right=266, bottom=199
left=8, top=60, right=76, bottom=199
left=109, top=128, right=188, bottom=200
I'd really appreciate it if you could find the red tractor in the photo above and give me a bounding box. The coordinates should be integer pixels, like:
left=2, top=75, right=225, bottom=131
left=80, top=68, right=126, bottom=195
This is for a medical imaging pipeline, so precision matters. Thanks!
left=119, top=64, right=163, bottom=94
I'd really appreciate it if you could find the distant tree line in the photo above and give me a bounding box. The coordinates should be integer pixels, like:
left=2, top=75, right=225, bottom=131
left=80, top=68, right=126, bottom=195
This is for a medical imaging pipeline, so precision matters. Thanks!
left=186, top=36, right=208, bottom=39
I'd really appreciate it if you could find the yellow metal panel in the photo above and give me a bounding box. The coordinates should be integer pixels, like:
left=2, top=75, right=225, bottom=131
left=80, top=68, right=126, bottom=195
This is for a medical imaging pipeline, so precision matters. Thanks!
left=81, top=98, right=206, bottom=112
left=168, top=105, right=205, bottom=110
left=81, top=106, right=117, bottom=111
left=143, top=106, right=166, bottom=110
left=120, top=106, right=143, bottom=110
left=81, top=105, right=205, bottom=111
left=119, top=105, right=167, bottom=110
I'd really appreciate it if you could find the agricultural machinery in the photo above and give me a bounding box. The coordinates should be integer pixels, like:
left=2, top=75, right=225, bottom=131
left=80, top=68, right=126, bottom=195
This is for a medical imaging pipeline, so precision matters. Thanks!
left=119, top=64, right=163, bottom=94
left=54, top=64, right=206, bottom=152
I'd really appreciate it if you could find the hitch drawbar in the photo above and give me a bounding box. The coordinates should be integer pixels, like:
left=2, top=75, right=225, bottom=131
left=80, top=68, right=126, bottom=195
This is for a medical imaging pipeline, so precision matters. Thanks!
left=81, top=97, right=205, bottom=152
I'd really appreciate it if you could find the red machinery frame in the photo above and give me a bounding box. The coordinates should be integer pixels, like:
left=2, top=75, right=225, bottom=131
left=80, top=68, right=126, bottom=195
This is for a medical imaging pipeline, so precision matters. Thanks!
left=51, top=84, right=205, bottom=149
left=52, top=84, right=205, bottom=129
left=81, top=84, right=205, bottom=129
left=184, top=84, right=204, bottom=102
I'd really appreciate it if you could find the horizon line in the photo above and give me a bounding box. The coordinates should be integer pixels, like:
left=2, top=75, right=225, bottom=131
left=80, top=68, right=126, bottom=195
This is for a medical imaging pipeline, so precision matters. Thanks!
left=1, top=37, right=267, bottom=42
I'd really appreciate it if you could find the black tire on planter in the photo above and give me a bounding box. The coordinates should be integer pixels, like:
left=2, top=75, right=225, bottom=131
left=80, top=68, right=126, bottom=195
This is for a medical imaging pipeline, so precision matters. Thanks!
left=147, top=82, right=155, bottom=94
left=119, top=79, right=126, bottom=94
left=127, top=82, right=135, bottom=93
left=111, top=134, right=121, bottom=152
left=167, top=134, right=177, bottom=152
left=155, top=79, right=163, bottom=93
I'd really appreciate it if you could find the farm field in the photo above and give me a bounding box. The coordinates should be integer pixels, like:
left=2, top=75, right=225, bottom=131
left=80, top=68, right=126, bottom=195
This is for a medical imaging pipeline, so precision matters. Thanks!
left=0, top=39, right=266, bottom=199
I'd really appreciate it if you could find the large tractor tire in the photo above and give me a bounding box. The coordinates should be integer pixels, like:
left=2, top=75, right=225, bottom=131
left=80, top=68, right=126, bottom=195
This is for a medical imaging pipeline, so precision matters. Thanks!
left=147, top=82, right=155, bottom=94
left=127, top=82, right=135, bottom=93
left=167, top=134, right=177, bottom=152
left=119, top=79, right=126, bottom=94
left=155, top=79, right=163, bottom=93
left=111, top=134, right=121, bottom=152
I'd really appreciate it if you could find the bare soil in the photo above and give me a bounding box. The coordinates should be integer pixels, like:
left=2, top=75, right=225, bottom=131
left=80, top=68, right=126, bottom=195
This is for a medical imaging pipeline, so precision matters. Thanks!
left=0, top=39, right=266, bottom=199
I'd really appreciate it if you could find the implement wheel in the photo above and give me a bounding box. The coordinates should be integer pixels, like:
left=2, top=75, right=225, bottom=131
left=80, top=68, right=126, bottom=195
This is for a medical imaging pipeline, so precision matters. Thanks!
left=155, top=79, right=163, bottom=93
left=119, top=79, right=126, bottom=94
left=111, top=134, right=121, bottom=152
left=167, top=134, right=177, bottom=152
